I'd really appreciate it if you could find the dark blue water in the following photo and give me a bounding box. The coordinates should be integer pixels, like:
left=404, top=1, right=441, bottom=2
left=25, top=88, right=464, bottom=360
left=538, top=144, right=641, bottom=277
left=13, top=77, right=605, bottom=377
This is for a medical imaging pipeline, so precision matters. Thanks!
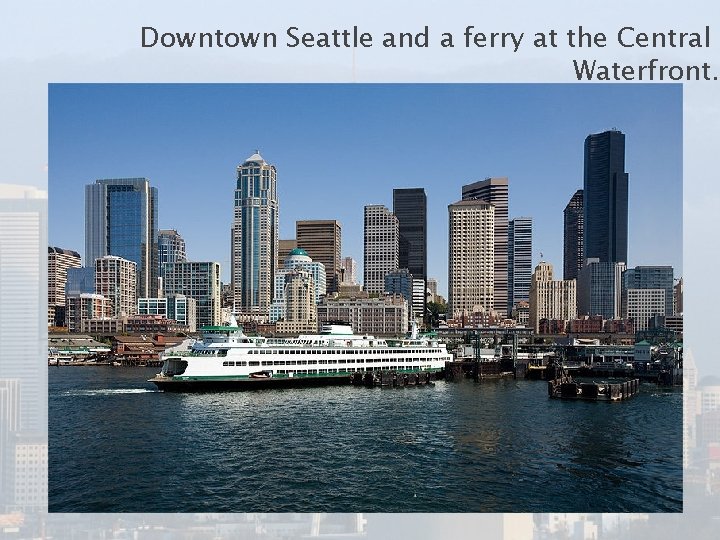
left=49, top=367, right=682, bottom=513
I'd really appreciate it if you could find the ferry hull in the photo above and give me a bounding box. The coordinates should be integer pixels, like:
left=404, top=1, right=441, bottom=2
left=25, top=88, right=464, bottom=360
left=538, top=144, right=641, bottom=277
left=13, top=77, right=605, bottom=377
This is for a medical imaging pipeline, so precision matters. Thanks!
left=149, top=374, right=353, bottom=392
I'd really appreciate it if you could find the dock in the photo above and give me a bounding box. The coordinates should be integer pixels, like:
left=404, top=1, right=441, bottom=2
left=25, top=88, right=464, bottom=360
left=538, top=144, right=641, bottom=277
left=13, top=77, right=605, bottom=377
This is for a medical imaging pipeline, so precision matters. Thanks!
left=548, top=376, right=640, bottom=401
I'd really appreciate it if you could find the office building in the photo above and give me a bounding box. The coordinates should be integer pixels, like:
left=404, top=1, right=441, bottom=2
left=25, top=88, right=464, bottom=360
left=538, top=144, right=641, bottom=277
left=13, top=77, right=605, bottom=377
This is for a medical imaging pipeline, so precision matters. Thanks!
left=157, top=229, right=186, bottom=281
left=138, top=294, right=197, bottom=332
left=0, top=184, right=47, bottom=434
left=363, top=205, right=399, bottom=295
left=508, top=217, right=533, bottom=314
left=231, top=151, right=278, bottom=318
left=341, top=256, right=357, bottom=285
left=626, top=289, right=667, bottom=332
left=674, top=277, right=683, bottom=314
left=162, top=261, right=221, bottom=327
left=426, top=278, right=438, bottom=303
left=384, top=268, right=414, bottom=321
left=448, top=199, right=495, bottom=319
left=94, top=255, right=137, bottom=318
left=393, top=188, right=427, bottom=317
left=583, top=130, right=629, bottom=264
left=529, top=262, right=577, bottom=334
left=276, top=269, right=318, bottom=335
left=269, top=249, right=326, bottom=323
left=278, top=239, right=297, bottom=270
left=85, top=177, right=158, bottom=298
left=622, top=265, right=674, bottom=317
left=65, top=292, right=113, bottom=333
left=296, top=220, right=342, bottom=294
left=66, top=266, right=95, bottom=295
left=48, top=246, right=81, bottom=326
left=462, top=177, right=509, bottom=316
left=317, top=295, right=408, bottom=336
left=563, top=189, right=584, bottom=280
left=577, top=258, right=626, bottom=319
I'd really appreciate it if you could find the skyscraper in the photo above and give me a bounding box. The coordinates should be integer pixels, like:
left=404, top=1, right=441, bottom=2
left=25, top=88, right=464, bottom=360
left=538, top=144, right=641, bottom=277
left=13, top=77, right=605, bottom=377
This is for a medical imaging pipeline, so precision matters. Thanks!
left=508, top=217, right=533, bottom=314
left=296, top=220, right=341, bottom=294
left=363, top=205, right=399, bottom=295
left=0, top=184, right=47, bottom=435
left=462, top=177, right=509, bottom=316
left=85, top=178, right=158, bottom=298
left=577, top=258, right=626, bottom=319
left=563, top=189, right=584, bottom=280
left=341, top=256, right=357, bottom=285
left=393, top=188, right=427, bottom=318
left=157, top=229, right=186, bottom=282
left=447, top=199, right=495, bottom=319
left=231, top=151, right=278, bottom=318
left=583, top=130, right=629, bottom=264
left=163, top=261, right=222, bottom=327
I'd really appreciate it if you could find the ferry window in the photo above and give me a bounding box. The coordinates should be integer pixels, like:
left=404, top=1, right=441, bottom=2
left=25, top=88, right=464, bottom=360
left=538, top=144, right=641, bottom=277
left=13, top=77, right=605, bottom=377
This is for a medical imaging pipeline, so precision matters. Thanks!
left=262, top=361, right=272, bottom=366
left=249, top=361, right=260, bottom=366
left=274, top=361, right=284, bottom=365
left=338, top=359, right=346, bottom=364
left=319, top=369, right=327, bottom=373
left=228, top=361, right=235, bottom=366
left=287, top=360, right=296, bottom=365
left=222, top=361, right=229, bottom=366
left=239, top=361, right=247, bottom=366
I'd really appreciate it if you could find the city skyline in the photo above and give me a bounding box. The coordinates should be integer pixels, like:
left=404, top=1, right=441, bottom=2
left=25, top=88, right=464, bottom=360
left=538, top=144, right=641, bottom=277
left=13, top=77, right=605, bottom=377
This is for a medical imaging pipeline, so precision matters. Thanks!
left=49, top=84, right=683, bottom=297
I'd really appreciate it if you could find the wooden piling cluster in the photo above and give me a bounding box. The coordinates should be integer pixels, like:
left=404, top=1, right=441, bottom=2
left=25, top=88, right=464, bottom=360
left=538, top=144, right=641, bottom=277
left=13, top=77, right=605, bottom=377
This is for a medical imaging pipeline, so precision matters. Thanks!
left=351, top=370, right=436, bottom=388
left=548, top=377, right=640, bottom=401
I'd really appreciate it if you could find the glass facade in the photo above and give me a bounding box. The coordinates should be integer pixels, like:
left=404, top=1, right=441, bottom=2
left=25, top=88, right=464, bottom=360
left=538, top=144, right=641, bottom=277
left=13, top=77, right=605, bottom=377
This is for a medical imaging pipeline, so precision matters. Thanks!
left=393, top=188, right=426, bottom=318
left=563, top=189, right=584, bottom=280
left=85, top=178, right=158, bottom=298
left=583, top=130, right=628, bottom=264
left=508, top=217, right=533, bottom=313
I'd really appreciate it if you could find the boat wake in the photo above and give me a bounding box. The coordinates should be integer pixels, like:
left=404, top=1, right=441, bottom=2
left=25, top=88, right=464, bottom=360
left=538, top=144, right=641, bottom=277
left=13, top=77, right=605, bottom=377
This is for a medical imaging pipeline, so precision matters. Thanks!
left=61, top=388, right=158, bottom=397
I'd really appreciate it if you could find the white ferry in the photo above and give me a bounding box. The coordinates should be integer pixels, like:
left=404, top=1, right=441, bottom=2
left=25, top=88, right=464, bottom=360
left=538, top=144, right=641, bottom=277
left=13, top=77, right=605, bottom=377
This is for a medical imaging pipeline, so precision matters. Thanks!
left=148, top=317, right=452, bottom=391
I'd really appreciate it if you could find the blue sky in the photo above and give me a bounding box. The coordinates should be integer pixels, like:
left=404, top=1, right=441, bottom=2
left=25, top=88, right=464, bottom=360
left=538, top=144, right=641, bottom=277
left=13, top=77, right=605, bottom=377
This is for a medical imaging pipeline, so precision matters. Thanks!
left=49, top=84, right=682, bottom=296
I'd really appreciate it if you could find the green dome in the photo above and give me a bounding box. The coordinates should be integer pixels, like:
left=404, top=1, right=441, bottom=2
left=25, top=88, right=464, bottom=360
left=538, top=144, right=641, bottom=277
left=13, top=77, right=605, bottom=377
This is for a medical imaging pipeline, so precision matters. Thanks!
left=288, top=248, right=309, bottom=257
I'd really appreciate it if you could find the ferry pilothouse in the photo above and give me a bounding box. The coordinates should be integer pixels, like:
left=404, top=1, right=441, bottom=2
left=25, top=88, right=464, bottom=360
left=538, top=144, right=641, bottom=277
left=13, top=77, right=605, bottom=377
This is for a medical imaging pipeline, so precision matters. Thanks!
left=148, top=317, right=452, bottom=391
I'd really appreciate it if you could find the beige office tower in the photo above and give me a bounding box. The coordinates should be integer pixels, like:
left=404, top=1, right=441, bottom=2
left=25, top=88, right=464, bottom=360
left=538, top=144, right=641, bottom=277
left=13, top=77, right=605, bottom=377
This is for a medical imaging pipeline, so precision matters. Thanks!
left=276, top=269, right=317, bottom=335
left=528, top=261, right=577, bottom=333
left=296, top=220, right=341, bottom=294
left=447, top=200, right=495, bottom=319
left=363, top=206, right=399, bottom=296
left=461, top=177, right=509, bottom=317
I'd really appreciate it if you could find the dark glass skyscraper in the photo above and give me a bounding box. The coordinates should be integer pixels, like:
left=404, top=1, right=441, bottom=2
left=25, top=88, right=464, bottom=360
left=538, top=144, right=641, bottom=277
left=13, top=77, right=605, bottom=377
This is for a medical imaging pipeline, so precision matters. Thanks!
left=85, top=178, right=158, bottom=298
left=393, top=188, right=427, bottom=317
left=563, top=189, right=584, bottom=280
left=583, top=130, right=628, bottom=264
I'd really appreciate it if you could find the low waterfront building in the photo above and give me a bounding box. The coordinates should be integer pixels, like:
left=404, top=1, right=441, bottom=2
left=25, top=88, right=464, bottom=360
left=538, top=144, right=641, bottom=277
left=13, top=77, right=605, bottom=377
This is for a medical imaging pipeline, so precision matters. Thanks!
left=317, top=294, right=408, bottom=336
left=124, top=314, right=189, bottom=335
left=138, top=294, right=197, bottom=332
left=65, top=292, right=112, bottom=333
left=81, top=317, right=124, bottom=335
